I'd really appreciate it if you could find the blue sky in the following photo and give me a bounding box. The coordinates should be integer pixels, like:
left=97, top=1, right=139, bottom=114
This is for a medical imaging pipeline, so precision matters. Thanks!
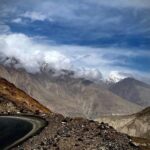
left=0, top=0, right=150, bottom=79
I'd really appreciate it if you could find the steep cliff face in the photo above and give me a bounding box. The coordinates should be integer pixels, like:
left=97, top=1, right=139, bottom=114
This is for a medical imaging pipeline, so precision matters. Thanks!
left=0, top=65, right=142, bottom=118
left=95, top=107, right=150, bottom=139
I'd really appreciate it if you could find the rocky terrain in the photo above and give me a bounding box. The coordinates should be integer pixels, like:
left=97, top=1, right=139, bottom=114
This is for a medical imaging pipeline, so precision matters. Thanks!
left=96, top=107, right=150, bottom=139
left=0, top=68, right=149, bottom=150
left=0, top=65, right=142, bottom=118
left=109, top=78, right=150, bottom=107
left=13, top=114, right=141, bottom=150
left=131, top=137, right=150, bottom=150
left=0, top=77, right=143, bottom=150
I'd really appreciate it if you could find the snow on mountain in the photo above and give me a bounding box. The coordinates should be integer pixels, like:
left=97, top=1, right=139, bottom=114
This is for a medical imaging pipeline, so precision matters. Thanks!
left=108, top=71, right=132, bottom=83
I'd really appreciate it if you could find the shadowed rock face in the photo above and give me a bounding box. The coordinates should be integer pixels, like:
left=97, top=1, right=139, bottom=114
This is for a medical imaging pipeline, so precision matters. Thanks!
left=0, top=65, right=142, bottom=119
left=109, top=78, right=150, bottom=107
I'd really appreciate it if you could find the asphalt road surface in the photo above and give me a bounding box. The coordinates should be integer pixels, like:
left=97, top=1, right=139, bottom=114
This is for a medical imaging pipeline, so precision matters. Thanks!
left=0, top=115, right=47, bottom=150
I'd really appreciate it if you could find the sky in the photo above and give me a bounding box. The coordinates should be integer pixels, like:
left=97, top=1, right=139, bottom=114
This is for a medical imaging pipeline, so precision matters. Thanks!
left=0, top=0, right=150, bottom=80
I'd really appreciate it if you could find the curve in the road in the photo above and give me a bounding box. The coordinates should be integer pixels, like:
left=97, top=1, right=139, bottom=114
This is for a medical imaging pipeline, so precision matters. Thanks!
left=0, top=115, right=47, bottom=150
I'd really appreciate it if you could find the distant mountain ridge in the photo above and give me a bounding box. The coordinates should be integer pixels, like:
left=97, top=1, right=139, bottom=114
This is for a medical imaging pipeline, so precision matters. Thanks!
left=0, top=74, right=141, bottom=150
left=109, top=78, right=150, bottom=107
left=0, top=64, right=142, bottom=119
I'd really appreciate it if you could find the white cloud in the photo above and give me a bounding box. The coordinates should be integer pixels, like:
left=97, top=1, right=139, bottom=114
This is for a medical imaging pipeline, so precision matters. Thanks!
left=0, top=33, right=149, bottom=80
left=17, top=0, right=150, bottom=23
left=22, top=11, right=49, bottom=21
left=0, top=33, right=104, bottom=80
left=107, top=70, right=150, bottom=83
left=0, top=33, right=72, bottom=73
left=0, top=33, right=112, bottom=80
left=75, top=68, right=102, bottom=81
left=1, top=0, right=150, bottom=37
left=12, top=18, right=22, bottom=23
left=108, top=71, right=133, bottom=82
left=90, top=0, right=150, bottom=8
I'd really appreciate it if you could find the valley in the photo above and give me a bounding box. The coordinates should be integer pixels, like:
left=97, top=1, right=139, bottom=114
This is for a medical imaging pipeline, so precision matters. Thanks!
left=0, top=65, right=149, bottom=150
left=0, top=65, right=142, bottom=118
left=0, top=1, right=149, bottom=149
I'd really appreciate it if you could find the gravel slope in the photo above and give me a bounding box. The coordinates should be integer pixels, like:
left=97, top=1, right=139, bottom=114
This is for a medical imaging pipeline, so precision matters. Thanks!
left=13, top=113, right=141, bottom=150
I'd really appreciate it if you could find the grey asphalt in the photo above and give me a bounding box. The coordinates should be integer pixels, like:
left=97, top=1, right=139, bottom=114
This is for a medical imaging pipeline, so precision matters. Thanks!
left=0, top=115, right=47, bottom=150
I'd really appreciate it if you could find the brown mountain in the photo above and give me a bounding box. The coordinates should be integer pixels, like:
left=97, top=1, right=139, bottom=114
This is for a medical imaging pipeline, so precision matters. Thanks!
left=0, top=65, right=142, bottom=119
left=109, top=78, right=150, bottom=107
left=0, top=77, right=51, bottom=114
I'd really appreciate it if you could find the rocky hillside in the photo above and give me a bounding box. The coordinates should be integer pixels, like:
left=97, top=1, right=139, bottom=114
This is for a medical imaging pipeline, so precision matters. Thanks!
left=0, top=65, right=142, bottom=118
left=95, top=107, right=150, bottom=139
left=12, top=113, right=141, bottom=150
left=109, top=78, right=150, bottom=107
left=0, top=77, right=51, bottom=114
left=0, top=76, right=141, bottom=150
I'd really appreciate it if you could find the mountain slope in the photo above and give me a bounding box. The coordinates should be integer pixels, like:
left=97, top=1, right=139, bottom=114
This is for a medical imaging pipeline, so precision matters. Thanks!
left=0, top=77, right=51, bottom=114
left=0, top=65, right=142, bottom=118
left=0, top=76, right=141, bottom=150
left=109, top=78, right=150, bottom=107
left=95, top=107, right=150, bottom=139
left=12, top=114, right=141, bottom=150
left=108, top=71, right=132, bottom=83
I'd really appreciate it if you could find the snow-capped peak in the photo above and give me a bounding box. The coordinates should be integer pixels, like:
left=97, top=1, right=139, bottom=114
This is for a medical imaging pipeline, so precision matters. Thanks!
left=108, top=71, right=132, bottom=83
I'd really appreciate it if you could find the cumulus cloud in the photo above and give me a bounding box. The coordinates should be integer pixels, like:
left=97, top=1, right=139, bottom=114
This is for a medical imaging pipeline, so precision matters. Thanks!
left=75, top=68, right=102, bottom=81
left=0, top=33, right=105, bottom=80
left=0, top=32, right=114, bottom=80
left=0, top=33, right=72, bottom=73
left=0, top=0, right=149, bottom=81
left=0, top=33, right=149, bottom=80
left=0, top=33, right=103, bottom=79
